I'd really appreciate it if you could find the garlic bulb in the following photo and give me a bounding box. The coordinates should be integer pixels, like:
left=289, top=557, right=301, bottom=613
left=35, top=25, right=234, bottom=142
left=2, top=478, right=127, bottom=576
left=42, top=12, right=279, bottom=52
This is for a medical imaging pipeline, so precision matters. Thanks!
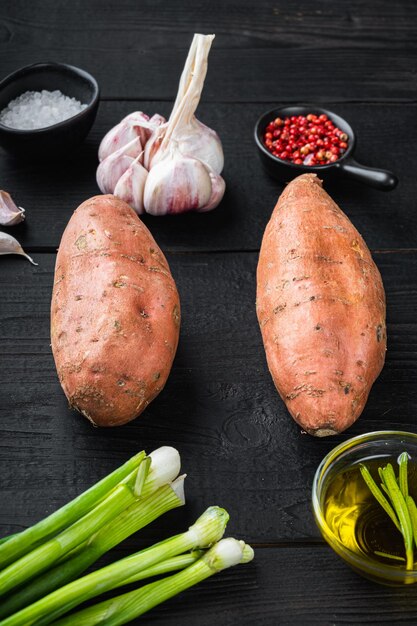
left=98, top=112, right=165, bottom=162
left=0, top=191, right=25, bottom=226
left=0, top=231, right=37, bottom=265
left=114, top=155, right=148, bottom=215
left=144, top=142, right=224, bottom=216
left=96, top=33, right=225, bottom=216
left=145, top=34, right=224, bottom=175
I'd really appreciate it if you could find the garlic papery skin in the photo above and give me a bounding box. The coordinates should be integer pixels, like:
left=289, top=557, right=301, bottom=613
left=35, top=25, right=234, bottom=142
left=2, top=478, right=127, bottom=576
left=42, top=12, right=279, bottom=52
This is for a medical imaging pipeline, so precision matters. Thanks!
left=0, top=232, right=37, bottom=265
left=148, top=113, right=166, bottom=129
left=177, top=117, right=223, bottom=174
left=0, top=191, right=25, bottom=226
left=114, top=155, right=148, bottom=215
left=96, top=137, right=142, bottom=194
left=98, top=112, right=166, bottom=162
left=143, top=124, right=167, bottom=170
left=149, top=117, right=224, bottom=175
left=143, top=147, right=215, bottom=216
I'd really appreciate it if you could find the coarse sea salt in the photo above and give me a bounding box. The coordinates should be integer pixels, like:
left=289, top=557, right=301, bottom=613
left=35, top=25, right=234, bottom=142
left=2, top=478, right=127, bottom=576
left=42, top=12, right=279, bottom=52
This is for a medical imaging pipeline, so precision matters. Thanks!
left=0, top=89, right=87, bottom=130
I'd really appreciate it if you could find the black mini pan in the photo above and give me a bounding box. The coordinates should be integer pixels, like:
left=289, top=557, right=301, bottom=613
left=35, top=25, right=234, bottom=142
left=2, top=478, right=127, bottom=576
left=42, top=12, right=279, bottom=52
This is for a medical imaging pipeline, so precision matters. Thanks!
left=254, top=106, right=398, bottom=191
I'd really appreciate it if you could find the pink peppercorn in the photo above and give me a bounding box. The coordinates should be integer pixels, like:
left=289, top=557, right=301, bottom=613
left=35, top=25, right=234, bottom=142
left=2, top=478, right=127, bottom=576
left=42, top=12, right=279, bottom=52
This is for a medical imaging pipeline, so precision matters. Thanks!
left=263, top=113, right=349, bottom=166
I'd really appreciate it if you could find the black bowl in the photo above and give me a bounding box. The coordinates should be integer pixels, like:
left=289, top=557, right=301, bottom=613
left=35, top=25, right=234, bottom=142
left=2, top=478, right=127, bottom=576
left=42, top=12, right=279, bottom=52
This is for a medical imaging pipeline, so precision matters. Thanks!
left=254, top=105, right=398, bottom=191
left=0, top=62, right=100, bottom=159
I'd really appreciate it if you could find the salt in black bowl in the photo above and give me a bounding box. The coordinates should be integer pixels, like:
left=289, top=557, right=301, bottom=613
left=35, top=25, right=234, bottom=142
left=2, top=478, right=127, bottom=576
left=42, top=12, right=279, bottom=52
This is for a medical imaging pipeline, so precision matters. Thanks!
left=0, top=62, right=100, bottom=160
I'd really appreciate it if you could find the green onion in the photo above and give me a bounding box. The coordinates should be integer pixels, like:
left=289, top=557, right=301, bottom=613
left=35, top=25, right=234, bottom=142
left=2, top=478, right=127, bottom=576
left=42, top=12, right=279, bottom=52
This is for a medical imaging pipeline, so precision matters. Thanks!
left=0, top=482, right=138, bottom=597
left=0, top=451, right=146, bottom=569
left=0, top=534, right=17, bottom=547
left=119, top=550, right=203, bottom=587
left=139, top=446, right=181, bottom=498
left=0, top=478, right=185, bottom=619
left=0, top=447, right=182, bottom=599
left=1, top=506, right=229, bottom=626
left=52, top=539, right=254, bottom=626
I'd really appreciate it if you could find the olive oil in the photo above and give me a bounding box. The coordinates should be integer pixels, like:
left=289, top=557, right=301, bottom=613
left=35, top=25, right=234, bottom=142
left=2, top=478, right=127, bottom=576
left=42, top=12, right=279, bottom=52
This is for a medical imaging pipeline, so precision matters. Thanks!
left=323, top=455, right=417, bottom=566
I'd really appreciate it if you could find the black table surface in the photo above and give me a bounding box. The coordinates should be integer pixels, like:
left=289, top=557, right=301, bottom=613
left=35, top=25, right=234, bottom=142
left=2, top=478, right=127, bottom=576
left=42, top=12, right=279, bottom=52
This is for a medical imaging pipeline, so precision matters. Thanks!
left=1, top=1, right=417, bottom=624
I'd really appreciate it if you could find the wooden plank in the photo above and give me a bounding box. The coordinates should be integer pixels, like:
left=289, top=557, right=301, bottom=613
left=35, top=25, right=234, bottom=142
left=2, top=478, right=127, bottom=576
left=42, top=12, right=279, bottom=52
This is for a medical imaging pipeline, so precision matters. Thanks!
left=4, top=0, right=417, bottom=51
left=1, top=250, right=417, bottom=543
left=0, top=47, right=415, bottom=104
left=1, top=1, right=417, bottom=102
left=0, top=101, right=414, bottom=251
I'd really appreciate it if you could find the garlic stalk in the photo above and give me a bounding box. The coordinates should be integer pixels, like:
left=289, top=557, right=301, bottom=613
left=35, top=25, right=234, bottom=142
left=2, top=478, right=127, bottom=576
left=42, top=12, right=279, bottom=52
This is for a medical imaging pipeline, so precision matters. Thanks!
left=98, top=112, right=165, bottom=162
left=144, top=34, right=224, bottom=175
left=141, top=35, right=199, bottom=170
left=0, top=232, right=37, bottom=265
left=0, top=191, right=25, bottom=226
left=143, top=36, right=225, bottom=215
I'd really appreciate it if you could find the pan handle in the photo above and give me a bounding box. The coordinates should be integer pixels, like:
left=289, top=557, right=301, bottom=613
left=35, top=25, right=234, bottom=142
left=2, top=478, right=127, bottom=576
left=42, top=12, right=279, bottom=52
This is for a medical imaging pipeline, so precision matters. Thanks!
left=335, top=157, right=398, bottom=191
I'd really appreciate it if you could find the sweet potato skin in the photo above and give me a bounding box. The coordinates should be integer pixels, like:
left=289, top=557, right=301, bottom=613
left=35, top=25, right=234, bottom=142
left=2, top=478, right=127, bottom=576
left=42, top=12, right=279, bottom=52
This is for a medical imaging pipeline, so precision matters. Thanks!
left=51, top=195, right=180, bottom=426
left=256, top=174, right=386, bottom=436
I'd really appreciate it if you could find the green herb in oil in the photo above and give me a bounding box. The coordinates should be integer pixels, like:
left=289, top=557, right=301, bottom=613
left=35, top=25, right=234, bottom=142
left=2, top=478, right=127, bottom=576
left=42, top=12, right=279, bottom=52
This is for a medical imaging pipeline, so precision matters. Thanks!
left=360, top=452, right=417, bottom=570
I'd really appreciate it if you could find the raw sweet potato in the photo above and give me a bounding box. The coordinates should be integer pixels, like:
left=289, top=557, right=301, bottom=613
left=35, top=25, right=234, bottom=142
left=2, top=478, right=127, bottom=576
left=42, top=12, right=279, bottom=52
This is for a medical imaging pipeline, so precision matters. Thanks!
left=256, top=174, right=386, bottom=436
left=51, top=195, right=180, bottom=427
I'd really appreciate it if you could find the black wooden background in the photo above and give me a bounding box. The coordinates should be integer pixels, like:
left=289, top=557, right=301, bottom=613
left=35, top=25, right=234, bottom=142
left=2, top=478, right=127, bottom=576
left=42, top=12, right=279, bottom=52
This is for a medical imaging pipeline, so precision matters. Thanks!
left=1, top=1, right=417, bottom=623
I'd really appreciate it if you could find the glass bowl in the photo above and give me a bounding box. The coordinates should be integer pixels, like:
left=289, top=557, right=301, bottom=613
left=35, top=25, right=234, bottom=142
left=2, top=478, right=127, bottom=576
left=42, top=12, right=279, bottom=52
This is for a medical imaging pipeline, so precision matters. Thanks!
left=312, top=430, right=417, bottom=585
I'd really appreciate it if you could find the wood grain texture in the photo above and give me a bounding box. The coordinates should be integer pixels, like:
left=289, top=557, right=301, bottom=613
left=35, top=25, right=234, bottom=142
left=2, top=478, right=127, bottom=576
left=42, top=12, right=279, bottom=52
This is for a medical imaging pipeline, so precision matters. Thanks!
left=1, top=1, right=416, bottom=622
left=1, top=250, right=416, bottom=545
left=1, top=1, right=417, bottom=102
left=3, top=0, right=417, bottom=50
left=0, top=102, right=413, bottom=251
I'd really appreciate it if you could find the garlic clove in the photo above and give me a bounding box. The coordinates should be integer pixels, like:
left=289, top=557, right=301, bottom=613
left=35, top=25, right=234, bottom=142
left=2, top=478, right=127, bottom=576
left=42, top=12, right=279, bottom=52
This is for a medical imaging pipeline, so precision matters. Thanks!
left=96, top=137, right=143, bottom=194
left=143, top=153, right=213, bottom=216
left=143, top=124, right=167, bottom=170
left=114, top=155, right=148, bottom=215
left=182, top=118, right=224, bottom=174
left=149, top=117, right=224, bottom=174
left=124, top=112, right=165, bottom=144
left=97, top=153, right=133, bottom=194
left=99, top=112, right=166, bottom=162
left=0, top=191, right=25, bottom=226
left=122, top=111, right=151, bottom=125
left=98, top=112, right=148, bottom=162
left=0, top=231, right=37, bottom=265
left=198, top=166, right=226, bottom=212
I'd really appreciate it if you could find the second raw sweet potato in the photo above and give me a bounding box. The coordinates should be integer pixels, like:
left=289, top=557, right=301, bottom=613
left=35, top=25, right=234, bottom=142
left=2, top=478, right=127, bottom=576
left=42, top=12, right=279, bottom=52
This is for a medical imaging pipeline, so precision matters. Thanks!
left=256, top=174, right=386, bottom=436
